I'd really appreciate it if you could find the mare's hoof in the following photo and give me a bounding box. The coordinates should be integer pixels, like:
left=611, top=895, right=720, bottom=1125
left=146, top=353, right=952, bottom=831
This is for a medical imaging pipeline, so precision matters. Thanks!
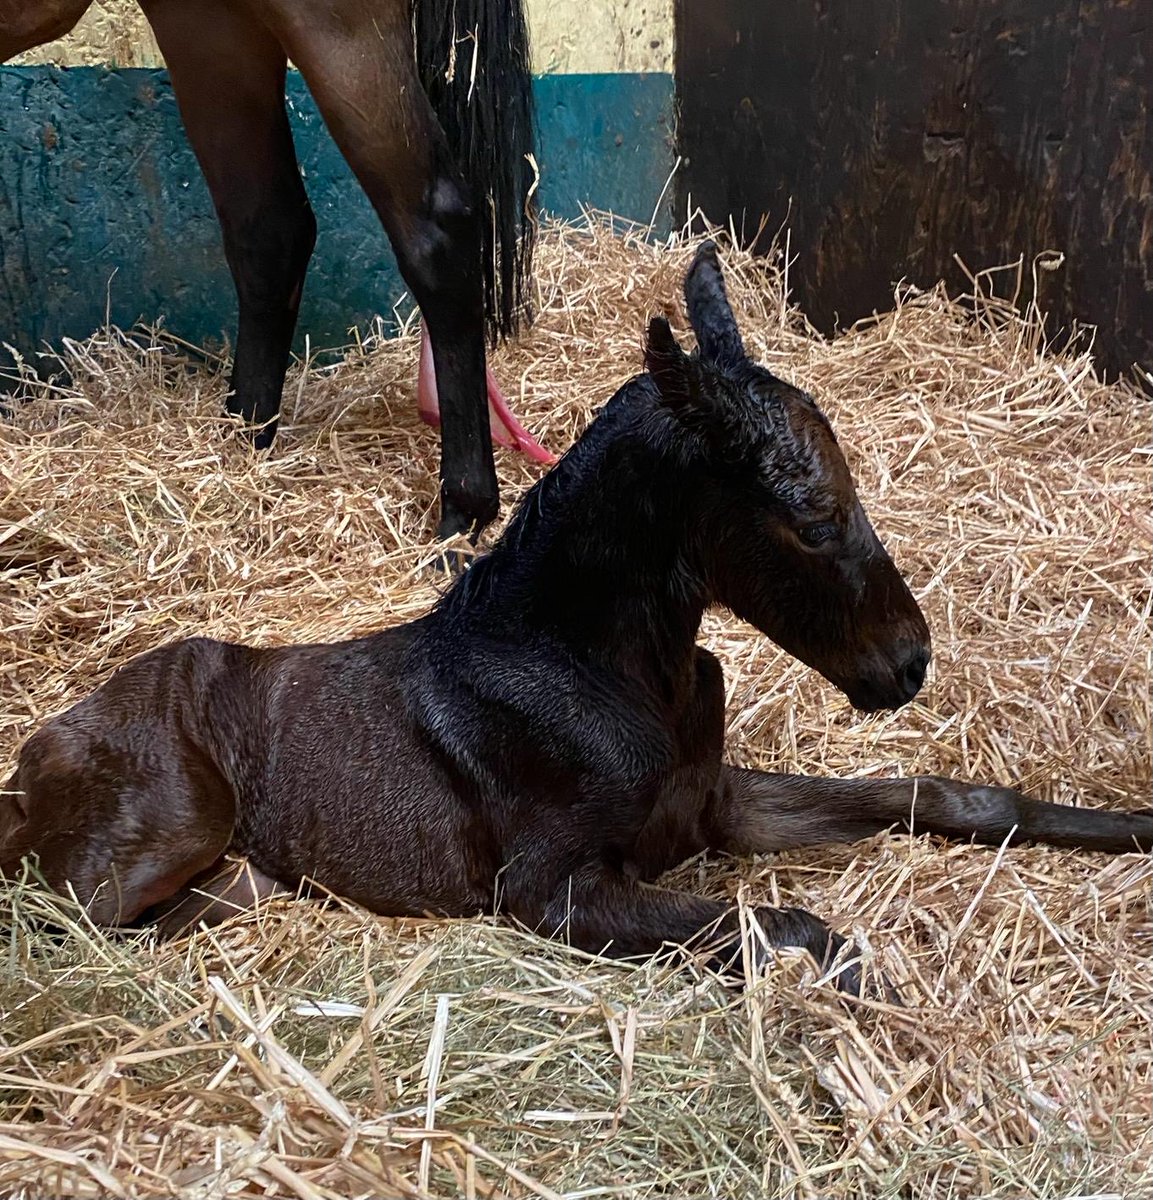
left=222, top=401, right=278, bottom=450
left=251, top=427, right=277, bottom=452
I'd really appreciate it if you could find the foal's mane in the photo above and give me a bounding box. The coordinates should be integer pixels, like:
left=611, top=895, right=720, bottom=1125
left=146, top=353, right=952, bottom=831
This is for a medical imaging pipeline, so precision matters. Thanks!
left=437, top=375, right=672, bottom=615
left=435, top=346, right=818, bottom=618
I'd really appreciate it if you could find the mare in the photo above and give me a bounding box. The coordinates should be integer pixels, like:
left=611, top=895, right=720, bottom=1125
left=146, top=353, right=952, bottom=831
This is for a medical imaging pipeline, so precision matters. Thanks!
left=0, top=0, right=548, bottom=542
left=3, top=243, right=1150, bottom=991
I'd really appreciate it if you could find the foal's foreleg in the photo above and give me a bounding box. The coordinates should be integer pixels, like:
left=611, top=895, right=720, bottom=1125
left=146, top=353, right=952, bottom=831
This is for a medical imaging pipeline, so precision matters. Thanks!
left=141, top=0, right=317, bottom=448
left=504, top=862, right=860, bottom=993
left=708, top=769, right=1153, bottom=856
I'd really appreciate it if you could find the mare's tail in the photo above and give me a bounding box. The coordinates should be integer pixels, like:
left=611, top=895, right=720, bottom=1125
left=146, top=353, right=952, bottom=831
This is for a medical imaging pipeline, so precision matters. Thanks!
left=413, top=0, right=536, bottom=342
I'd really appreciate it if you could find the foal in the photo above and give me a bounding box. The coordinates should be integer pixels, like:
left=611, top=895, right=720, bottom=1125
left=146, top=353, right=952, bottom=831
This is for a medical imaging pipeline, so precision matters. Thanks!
left=3, top=243, right=1149, bottom=988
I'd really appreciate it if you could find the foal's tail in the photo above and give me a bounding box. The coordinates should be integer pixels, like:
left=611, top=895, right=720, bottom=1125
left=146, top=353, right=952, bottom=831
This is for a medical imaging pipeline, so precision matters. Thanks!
left=414, top=0, right=537, bottom=342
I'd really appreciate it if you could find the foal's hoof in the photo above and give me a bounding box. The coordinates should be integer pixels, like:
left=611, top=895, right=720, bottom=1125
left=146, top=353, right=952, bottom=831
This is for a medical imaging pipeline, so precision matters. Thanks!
left=812, top=923, right=904, bottom=1004
left=818, top=929, right=865, bottom=998
left=756, top=907, right=893, bottom=1002
left=702, top=907, right=892, bottom=1003
left=799, top=919, right=872, bottom=999
left=430, top=545, right=475, bottom=577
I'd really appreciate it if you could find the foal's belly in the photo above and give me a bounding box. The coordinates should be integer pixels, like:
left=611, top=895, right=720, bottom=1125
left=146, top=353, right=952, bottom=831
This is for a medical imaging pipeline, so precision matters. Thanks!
left=237, top=781, right=496, bottom=919
left=227, top=631, right=499, bottom=919
left=236, top=745, right=499, bottom=918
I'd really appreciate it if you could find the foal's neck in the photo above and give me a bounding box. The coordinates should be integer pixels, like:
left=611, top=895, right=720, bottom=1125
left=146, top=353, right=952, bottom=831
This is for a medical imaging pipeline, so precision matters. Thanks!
left=448, top=383, right=711, bottom=695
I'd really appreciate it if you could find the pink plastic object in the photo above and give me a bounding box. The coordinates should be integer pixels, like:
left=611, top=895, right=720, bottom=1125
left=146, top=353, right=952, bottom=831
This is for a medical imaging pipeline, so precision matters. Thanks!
left=417, top=326, right=556, bottom=465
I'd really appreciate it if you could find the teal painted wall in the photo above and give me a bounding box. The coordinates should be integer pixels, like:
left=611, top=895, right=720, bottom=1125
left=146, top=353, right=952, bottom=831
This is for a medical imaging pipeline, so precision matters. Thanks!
left=0, top=68, right=674, bottom=367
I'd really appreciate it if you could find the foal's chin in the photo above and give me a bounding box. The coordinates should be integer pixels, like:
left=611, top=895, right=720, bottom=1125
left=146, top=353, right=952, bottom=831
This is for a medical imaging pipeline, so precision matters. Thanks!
left=794, top=661, right=926, bottom=714
left=842, top=679, right=923, bottom=714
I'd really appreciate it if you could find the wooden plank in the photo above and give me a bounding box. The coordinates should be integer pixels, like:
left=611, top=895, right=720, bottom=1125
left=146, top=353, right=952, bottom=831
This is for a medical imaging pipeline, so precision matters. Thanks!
left=675, top=0, right=1151, bottom=382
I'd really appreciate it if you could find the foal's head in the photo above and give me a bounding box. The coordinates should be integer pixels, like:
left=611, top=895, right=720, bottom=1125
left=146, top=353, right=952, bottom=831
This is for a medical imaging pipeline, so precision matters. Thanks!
left=647, top=242, right=931, bottom=712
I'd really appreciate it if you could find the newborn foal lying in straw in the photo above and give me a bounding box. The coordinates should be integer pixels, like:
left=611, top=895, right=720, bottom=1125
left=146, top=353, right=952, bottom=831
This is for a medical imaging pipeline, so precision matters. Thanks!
left=4, top=244, right=1150, bottom=992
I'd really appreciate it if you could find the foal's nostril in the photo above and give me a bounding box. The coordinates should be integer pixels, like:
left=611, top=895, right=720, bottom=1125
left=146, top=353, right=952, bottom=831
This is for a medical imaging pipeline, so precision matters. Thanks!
left=899, top=649, right=930, bottom=698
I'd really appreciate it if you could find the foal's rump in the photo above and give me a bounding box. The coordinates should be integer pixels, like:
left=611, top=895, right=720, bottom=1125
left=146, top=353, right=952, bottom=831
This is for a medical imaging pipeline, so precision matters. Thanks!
left=1, top=637, right=248, bottom=924
left=1, top=624, right=495, bottom=931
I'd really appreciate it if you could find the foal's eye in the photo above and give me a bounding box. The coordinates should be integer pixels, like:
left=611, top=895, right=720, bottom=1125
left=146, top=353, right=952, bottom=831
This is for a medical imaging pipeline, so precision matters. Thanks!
left=797, top=522, right=839, bottom=548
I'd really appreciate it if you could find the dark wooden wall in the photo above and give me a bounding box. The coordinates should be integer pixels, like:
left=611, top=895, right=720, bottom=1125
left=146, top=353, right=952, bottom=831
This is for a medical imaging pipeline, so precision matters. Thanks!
left=675, top=0, right=1152, bottom=382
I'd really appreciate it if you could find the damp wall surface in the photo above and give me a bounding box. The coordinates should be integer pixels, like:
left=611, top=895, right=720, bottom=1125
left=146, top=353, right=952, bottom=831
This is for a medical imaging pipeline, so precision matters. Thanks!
left=2, top=1, right=675, bottom=361
left=675, top=0, right=1152, bottom=382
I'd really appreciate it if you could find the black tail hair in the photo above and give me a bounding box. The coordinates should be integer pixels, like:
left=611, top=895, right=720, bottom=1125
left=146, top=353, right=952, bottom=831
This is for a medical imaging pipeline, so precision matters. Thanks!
left=414, top=0, right=536, bottom=342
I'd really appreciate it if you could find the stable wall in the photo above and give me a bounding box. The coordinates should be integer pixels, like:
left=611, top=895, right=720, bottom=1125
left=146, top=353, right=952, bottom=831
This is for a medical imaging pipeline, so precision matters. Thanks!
left=675, top=0, right=1152, bottom=381
left=2, top=0, right=675, bottom=361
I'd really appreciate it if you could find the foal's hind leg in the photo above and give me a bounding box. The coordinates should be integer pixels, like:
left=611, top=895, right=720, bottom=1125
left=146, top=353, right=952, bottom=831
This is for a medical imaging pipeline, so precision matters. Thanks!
left=3, top=733, right=236, bottom=927
left=259, top=0, right=499, bottom=540
left=146, top=858, right=291, bottom=938
left=3, top=645, right=241, bottom=927
left=707, top=769, right=1153, bottom=856
left=140, top=0, right=317, bottom=448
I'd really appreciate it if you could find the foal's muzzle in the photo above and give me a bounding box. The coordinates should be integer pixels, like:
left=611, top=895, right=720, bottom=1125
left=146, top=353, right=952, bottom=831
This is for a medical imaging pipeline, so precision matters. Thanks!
left=846, top=644, right=931, bottom=712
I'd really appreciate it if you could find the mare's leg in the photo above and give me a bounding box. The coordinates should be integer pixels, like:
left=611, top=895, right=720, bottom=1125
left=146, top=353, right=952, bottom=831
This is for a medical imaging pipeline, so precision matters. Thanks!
left=0, top=0, right=91, bottom=59
left=257, top=0, right=498, bottom=540
left=139, top=0, right=316, bottom=448
left=417, top=326, right=557, bottom=465
left=708, top=769, right=1153, bottom=856
left=500, top=856, right=860, bottom=992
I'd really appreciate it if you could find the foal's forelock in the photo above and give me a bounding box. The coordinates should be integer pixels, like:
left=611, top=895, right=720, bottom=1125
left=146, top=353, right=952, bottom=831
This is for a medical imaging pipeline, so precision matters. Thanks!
left=752, top=390, right=850, bottom=509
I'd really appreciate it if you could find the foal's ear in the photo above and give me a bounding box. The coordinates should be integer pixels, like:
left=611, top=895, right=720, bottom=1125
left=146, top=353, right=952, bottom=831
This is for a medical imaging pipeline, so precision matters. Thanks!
left=646, top=316, right=750, bottom=453
left=684, top=240, right=746, bottom=370
left=644, top=317, right=702, bottom=416
left=647, top=315, right=759, bottom=458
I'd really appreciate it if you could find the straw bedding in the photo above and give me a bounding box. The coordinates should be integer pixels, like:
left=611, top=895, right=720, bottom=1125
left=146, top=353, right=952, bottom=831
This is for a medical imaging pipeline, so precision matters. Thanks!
left=1, top=219, right=1150, bottom=1199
